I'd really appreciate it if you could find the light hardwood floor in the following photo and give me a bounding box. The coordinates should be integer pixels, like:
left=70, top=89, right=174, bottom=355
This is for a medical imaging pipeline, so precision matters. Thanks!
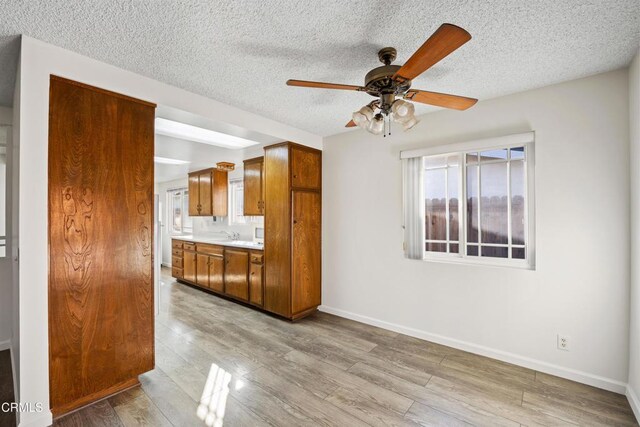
left=54, top=268, right=637, bottom=426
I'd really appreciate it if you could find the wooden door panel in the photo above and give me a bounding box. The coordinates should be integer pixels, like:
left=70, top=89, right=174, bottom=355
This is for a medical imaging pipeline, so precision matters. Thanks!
left=291, top=191, right=321, bottom=314
left=183, top=251, right=197, bottom=283
left=196, top=254, right=210, bottom=287
left=198, top=171, right=213, bottom=216
left=249, top=262, right=264, bottom=306
left=264, top=145, right=291, bottom=317
left=243, top=160, right=262, bottom=216
left=211, top=169, right=228, bottom=216
left=48, top=76, right=155, bottom=415
left=291, top=147, right=321, bottom=189
left=188, top=173, right=200, bottom=216
left=224, top=249, right=249, bottom=300
left=209, top=255, right=224, bottom=293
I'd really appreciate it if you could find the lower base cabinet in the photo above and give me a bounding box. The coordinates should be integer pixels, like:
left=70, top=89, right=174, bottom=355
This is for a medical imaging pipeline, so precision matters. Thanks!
left=184, top=251, right=197, bottom=283
left=172, top=239, right=263, bottom=309
left=224, top=249, right=249, bottom=301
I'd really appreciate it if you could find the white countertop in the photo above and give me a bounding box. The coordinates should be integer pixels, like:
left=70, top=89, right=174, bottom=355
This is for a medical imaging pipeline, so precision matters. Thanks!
left=173, top=235, right=263, bottom=251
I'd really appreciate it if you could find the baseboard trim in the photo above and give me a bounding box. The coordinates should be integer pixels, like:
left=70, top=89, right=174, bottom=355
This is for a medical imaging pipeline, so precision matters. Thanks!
left=626, top=385, right=640, bottom=422
left=17, top=411, right=53, bottom=427
left=319, top=305, right=627, bottom=394
left=0, top=339, right=10, bottom=351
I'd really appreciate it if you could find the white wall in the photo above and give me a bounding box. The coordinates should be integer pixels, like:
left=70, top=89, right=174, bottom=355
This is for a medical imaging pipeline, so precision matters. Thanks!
left=0, top=106, right=12, bottom=348
left=627, top=49, right=640, bottom=417
left=11, top=59, right=20, bottom=425
left=16, top=35, right=321, bottom=427
left=322, top=69, right=630, bottom=392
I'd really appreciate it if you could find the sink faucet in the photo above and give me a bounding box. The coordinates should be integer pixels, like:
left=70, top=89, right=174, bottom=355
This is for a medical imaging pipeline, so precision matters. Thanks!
left=220, top=230, right=240, bottom=240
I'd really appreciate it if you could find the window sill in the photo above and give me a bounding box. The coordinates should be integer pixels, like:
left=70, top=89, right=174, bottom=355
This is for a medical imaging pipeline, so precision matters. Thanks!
left=421, top=254, right=535, bottom=271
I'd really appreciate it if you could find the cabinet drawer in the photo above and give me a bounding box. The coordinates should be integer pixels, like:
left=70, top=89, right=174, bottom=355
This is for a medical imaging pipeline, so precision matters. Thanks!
left=183, top=242, right=196, bottom=251
left=172, top=267, right=183, bottom=279
left=196, top=243, right=224, bottom=256
left=172, top=248, right=183, bottom=257
left=172, top=256, right=183, bottom=268
left=172, top=240, right=183, bottom=249
left=250, top=253, right=263, bottom=264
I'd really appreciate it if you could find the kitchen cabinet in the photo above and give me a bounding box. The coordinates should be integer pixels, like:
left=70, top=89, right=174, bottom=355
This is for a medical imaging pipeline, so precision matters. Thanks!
left=196, top=253, right=210, bottom=287
left=208, top=255, right=225, bottom=293
left=264, top=142, right=321, bottom=320
left=172, top=239, right=261, bottom=306
left=188, top=168, right=228, bottom=216
left=243, top=156, right=264, bottom=216
left=183, top=250, right=197, bottom=283
left=224, top=249, right=249, bottom=301
left=249, top=252, right=264, bottom=306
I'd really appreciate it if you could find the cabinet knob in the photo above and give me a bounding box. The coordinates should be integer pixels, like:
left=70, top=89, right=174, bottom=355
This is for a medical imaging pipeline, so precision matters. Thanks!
left=293, top=174, right=298, bottom=179
left=293, top=219, right=297, bottom=224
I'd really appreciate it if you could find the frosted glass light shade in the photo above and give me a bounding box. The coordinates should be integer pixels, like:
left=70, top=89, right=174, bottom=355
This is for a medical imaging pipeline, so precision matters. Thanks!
left=367, top=115, right=384, bottom=135
left=392, top=100, right=415, bottom=123
left=352, top=106, right=374, bottom=128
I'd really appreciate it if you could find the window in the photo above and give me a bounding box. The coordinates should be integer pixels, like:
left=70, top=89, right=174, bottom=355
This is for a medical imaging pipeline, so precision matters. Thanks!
left=167, top=188, right=192, bottom=234
left=229, top=179, right=246, bottom=224
left=403, top=132, right=534, bottom=268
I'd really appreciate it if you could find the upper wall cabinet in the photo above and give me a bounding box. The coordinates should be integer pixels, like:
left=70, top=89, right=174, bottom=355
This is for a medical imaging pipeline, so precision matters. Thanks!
left=291, top=148, right=321, bottom=189
left=189, top=168, right=228, bottom=216
left=243, top=156, right=264, bottom=216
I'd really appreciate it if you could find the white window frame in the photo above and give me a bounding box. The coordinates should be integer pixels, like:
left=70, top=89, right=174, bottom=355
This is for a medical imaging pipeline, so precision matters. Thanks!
left=229, top=178, right=246, bottom=225
left=167, top=187, right=192, bottom=235
left=402, top=132, right=535, bottom=270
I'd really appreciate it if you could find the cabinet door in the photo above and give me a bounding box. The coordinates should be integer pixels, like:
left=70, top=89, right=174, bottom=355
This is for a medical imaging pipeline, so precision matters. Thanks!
left=211, top=169, right=228, bottom=216
left=249, top=262, right=263, bottom=306
left=188, top=173, right=201, bottom=215
left=183, top=251, right=197, bottom=283
left=291, top=191, right=321, bottom=314
left=198, top=171, right=213, bottom=216
left=196, top=254, right=210, bottom=287
left=209, top=255, right=224, bottom=293
left=243, top=160, right=263, bottom=216
left=224, top=249, right=249, bottom=300
left=291, top=147, right=321, bottom=189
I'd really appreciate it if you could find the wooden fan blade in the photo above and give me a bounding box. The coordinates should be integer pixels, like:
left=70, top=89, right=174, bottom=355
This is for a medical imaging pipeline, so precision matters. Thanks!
left=393, top=24, right=471, bottom=82
left=405, top=89, right=477, bottom=110
left=287, top=79, right=364, bottom=91
left=345, top=120, right=356, bottom=128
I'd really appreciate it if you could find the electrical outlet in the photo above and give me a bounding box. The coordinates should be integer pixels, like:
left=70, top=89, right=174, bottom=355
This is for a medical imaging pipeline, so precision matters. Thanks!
left=557, top=334, right=570, bottom=351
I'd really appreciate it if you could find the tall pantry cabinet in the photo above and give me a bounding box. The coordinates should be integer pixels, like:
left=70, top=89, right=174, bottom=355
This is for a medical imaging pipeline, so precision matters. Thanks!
left=264, top=142, right=321, bottom=320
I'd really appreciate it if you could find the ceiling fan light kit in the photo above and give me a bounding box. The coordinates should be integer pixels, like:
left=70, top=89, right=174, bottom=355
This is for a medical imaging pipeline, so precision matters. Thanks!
left=286, top=23, right=478, bottom=137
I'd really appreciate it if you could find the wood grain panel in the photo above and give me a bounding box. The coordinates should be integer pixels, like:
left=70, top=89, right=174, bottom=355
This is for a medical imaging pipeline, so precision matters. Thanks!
left=209, top=255, right=224, bottom=293
left=48, top=76, right=155, bottom=416
left=196, top=254, right=210, bottom=287
left=249, top=261, right=264, bottom=306
left=264, top=144, right=291, bottom=317
left=243, top=157, right=263, bottom=216
left=198, top=171, right=213, bottom=216
left=188, top=173, right=200, bottom=216
left=291, top=191, right=321, bottom=314
left=224, top=249, right=249, bottom=300
left=291, top=147, right=321, bottom=189
left=211, top=169, right=228, bottom=216
left=183, top=251, right=197, bottom=283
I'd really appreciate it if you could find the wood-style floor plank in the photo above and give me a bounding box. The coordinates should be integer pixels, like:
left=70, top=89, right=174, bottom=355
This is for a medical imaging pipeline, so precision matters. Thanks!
left=51, top=267, right=637, bottom=427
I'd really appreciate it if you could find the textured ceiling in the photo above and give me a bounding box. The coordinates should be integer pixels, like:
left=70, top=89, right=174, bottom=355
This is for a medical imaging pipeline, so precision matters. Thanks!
left=0, top=0, right=638, bottom=136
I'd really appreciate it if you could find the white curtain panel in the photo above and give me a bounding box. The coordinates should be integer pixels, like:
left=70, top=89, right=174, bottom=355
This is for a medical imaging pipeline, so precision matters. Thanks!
left=402, top=157, right=424, bottom=259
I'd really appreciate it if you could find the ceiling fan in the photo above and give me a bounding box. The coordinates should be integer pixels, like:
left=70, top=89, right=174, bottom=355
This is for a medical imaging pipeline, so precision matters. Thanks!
left=286, top=23, right=477, bottom=136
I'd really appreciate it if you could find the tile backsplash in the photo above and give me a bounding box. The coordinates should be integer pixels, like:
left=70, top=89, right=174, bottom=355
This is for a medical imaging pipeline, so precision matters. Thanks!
left=193, top=215, right=263, bottom=241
